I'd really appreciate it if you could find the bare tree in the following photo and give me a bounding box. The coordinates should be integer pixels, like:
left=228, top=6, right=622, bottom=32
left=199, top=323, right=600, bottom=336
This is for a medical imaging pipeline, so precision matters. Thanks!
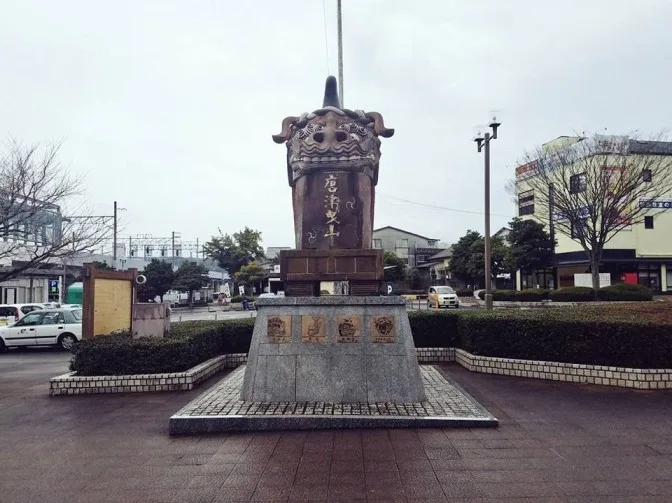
left=513, top=133, right=672, bottom=291
left=0, top=140, right=111, bottom=283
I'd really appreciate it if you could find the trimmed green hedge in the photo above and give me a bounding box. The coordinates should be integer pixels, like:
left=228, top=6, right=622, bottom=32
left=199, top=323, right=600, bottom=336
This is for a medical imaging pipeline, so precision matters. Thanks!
left=548, top=286, right=595, bottom=302
left=458, top=308, right=672, bottom=368
left=455, top=289, right=473, bottom=298
left=478, top=289, right=550, bottom=301
left=478, top=285, right=653, bottom=302
left=70, top=319, right=255, bottom=376
left=71, top=302, right=671, bottom=375
left=516, top=288, right=551, bottom=301
left=407, top=311, right=460, bottom=348
left=597, top=283, right=653, bottom=301
left=230, top=295, right=256, bottom=304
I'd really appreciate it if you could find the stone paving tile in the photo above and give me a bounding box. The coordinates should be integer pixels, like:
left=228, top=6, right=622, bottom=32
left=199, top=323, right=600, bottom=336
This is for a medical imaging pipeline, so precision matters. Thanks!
left=3, top=353, right=672, bottom=502
left=172, top=365, right=493, bottom=422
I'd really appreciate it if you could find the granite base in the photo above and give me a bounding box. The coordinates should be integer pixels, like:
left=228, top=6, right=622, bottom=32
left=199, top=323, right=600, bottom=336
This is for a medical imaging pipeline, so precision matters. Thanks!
left=241, top=296, right=427, bottom=403
left=169, top=365, right=498, bottom=435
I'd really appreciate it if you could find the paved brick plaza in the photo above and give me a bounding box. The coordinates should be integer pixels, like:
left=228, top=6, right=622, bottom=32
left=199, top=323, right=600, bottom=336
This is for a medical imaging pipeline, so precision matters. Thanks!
left=1, top=350, right=672, bottom=502
left=169, top=365, right=495, bottom=434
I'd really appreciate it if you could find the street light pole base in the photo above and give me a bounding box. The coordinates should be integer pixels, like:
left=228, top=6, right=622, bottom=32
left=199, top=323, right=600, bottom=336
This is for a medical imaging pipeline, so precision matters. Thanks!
left=484, top=294, right=493, bottom=311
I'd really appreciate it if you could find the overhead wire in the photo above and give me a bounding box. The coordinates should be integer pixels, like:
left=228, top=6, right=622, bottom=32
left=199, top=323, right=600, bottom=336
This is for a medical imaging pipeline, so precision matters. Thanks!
left=376, top=193, right=512, bottom=218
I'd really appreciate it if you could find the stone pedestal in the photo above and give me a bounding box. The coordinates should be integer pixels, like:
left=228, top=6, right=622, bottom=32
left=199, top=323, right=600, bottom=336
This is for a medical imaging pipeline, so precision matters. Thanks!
left=280, top=249, right=383, bottom=297
left=240, top=296, right=426, bottom=403
left=132, top=302, right=171, bottom=339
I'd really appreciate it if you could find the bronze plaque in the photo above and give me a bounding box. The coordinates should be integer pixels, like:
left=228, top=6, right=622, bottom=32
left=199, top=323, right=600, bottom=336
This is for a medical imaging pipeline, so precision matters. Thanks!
left=337, top=316, right=361, bottom=343
left=370, top=316, right=396, bottom=343
left=267, top=315, right=291, bottom=343
left=301, top=315, right=327, bottom=343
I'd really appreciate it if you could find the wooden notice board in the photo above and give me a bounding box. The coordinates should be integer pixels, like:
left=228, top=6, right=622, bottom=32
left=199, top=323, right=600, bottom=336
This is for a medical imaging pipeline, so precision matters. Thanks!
left=82, top=264, right=137, bottom=339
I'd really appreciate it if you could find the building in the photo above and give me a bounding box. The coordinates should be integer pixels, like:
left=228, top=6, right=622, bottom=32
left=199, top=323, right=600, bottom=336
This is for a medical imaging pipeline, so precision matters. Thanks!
left=424, top=247, right=454, bottom=285
left=372, top=226, right=444, bottom=267
left=1, top=195, right=66, bottom=303
left=261, top=246, right=291, bottom=294
left=514, top=135, right=672, bottom=292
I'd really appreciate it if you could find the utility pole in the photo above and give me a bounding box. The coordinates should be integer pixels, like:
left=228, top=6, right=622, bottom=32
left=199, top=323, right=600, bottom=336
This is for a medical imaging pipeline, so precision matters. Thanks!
left=196, top=237, right=199, bottom=260
left=172, top=231, right=176, bottom=269
left=113, top=201, right=118, bottom=265
left=474, top=116, right=502, bottom=311
left=337, top=0, right=344, bottom=106
left=548, top=183, right=557, bottom=289
left=483, top=132, right=492, bottom=309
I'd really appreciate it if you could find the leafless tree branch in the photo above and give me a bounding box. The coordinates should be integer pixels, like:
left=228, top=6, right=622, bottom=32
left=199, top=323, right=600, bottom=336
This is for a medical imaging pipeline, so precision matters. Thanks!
left=0, top=140, right=111, bottom=282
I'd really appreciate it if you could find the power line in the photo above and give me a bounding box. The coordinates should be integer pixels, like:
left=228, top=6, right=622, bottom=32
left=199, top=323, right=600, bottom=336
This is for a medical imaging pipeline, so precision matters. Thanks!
left=377, top=193, right=511, bottom=218
left=322, top=0, right=330, bottom=75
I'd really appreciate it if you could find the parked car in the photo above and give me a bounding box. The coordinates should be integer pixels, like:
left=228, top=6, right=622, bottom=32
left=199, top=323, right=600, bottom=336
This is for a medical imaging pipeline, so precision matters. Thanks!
left=0, top=308, right=83, bottom=351
left=427, top=286, right=460, bottom=309
left=0, top=304, right=45, bottom=327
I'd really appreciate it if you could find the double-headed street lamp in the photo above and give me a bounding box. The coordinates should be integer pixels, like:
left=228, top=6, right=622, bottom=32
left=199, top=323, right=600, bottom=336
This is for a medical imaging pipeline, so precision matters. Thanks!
left=474, top=116, right=502, bottom=311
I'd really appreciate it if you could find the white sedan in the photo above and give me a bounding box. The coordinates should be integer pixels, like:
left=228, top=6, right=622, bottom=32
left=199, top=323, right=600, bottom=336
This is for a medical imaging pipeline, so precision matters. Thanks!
left=0, top=308, right=82, bottom=351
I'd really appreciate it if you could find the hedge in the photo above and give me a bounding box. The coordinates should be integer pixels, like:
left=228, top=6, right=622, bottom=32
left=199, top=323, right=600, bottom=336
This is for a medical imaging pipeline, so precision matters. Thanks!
left=477, top=289, right=550, bottom=301
left=477, top=285, right=653, bottom=302
left=407, top=311, right=460, bottom=348
left=70, top=319, right=255, bottom=376
left=457, top=307, right=672, bottom=368
left=230, top=295, right=256, bottom=304
left=71, top=302, right=672, bottom=375
left=597, top=283, right=653, bottom=301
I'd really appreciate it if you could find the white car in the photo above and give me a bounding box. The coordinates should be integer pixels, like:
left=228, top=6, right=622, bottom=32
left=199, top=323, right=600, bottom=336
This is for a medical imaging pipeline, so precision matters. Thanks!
left=0, top=304, right=44, bottom=327
left=427, top=286, right=460, bottom=309
left=0, top=308, right=82, bottom=351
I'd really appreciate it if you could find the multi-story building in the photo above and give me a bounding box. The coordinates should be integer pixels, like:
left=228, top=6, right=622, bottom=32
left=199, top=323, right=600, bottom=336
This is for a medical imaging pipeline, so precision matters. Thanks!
left=372, top=226, right=443, bottom=267
left=0, top=196, right=66, bottom=303
left=514, top=135, right=672, bottom=292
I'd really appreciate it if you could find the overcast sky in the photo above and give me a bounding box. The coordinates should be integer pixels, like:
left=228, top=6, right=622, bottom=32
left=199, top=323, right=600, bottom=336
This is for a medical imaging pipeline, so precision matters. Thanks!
left=2, top=0, right=671, bottom=252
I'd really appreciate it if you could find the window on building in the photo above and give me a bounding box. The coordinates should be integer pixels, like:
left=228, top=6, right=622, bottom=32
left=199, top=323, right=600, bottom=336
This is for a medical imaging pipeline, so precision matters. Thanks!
left=645, top=216, right=654, bottom=229
left=642, top=169, right=652, bottom=183
left=518, top=190, right=535, bottom=216
left=569, top=173, right=587, bottom=194
left=396, top=239, right=409, bottom=248
left=638, top=263, right=660, bottom=291
left=571, top=219, right=587, bottom=239
left=416, top=255, right=426, bottom=264
left=373, top=239, right=382, bottom=249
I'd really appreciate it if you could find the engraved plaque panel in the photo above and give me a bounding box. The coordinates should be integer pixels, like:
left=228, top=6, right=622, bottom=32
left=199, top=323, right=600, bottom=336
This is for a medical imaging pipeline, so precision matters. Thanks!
left=370, top=316, right=396, bottom=343
left=267, top=315, right=292, bottom=343
left=337, top=316, right=361, bottom=343
left=301, top=315, right=327, bottom=343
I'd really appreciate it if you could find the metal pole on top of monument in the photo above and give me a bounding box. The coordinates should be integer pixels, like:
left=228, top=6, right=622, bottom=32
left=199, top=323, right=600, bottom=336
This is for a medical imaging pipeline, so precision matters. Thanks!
left=473, top=114, right=502, bottom=311
left=337, top=0, right=344, bottom=106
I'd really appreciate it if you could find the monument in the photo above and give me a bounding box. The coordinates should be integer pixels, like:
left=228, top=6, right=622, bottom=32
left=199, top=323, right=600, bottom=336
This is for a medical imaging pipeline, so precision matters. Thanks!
left=240, top=77, right=426, bottom=404
left=273, top=76, right=391, bottom=296
left=169, top=77, right=498, bottom=433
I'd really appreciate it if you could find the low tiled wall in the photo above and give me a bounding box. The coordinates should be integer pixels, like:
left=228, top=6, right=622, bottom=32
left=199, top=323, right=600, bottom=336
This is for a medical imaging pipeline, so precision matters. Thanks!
left=50, top=347, right=671, bottom=395
left=416, top=347, right=455, bottom=363
left=49, top=354, right=248, bottom=396
left=453, top=348, right=672, bottom=390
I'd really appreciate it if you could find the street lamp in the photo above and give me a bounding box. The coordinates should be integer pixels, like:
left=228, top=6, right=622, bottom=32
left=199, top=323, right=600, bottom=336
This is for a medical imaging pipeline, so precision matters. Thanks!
left=473, top=114, right=502, bottom=311
left=112, top=201, right=127, bottom=266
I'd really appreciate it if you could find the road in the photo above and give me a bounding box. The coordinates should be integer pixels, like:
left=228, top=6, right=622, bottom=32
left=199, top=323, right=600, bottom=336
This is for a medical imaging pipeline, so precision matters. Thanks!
left=170, top=302, right=480, bottom=322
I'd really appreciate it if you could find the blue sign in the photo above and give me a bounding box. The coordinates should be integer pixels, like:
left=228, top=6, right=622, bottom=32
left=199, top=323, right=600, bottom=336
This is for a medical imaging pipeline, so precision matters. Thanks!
left=49, top=279, right=59, bottom=293
left=639, top=198, right=672, bottom=209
